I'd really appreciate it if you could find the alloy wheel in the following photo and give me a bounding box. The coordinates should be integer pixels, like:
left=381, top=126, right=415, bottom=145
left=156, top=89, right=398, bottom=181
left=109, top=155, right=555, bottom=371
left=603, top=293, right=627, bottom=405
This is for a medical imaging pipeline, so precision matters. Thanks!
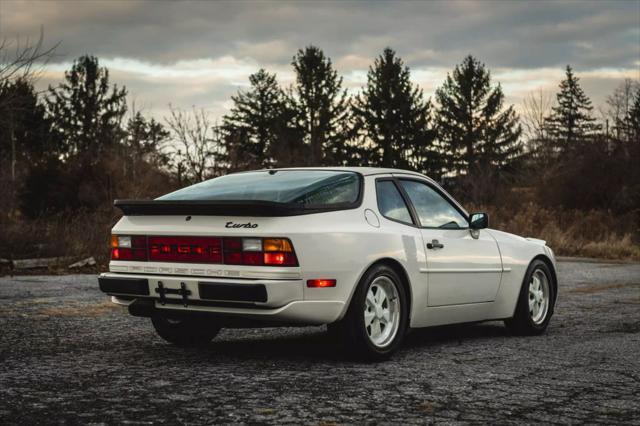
left=529, top=269, right=550, bottom=325
left=364, top=276, right=401, bottom=348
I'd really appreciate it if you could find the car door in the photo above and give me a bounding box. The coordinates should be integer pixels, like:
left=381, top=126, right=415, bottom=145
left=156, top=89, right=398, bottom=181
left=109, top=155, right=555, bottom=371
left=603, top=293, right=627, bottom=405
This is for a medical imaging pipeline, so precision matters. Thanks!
left=397, top=178, right=503, bottom=307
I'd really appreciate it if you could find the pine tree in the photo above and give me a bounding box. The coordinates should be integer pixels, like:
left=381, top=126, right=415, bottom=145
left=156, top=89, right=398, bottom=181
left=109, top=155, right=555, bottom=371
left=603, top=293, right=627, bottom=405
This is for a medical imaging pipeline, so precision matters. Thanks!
left=46, top=55, right=127, bottom=161
left=435, top=55, right=522, bottom=175
left=544, top=65, right=600, bottom=152
left=125, top=112, right=171, bottom=177
left=352, top=48, right=437, bottom=173
left=0, top=79, right=57, bottom=168
left=222, top=69, right=295, bottom=170
left=624, top=88, right=640, bottom=144
left=291, top=46, right=350, bottom=166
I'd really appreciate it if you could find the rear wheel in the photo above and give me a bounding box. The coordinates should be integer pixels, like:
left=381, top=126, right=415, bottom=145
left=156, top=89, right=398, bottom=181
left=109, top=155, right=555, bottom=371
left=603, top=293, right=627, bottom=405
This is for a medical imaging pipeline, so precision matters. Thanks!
left=505, top=260, right=555, bottom=335
left=151, top=315, right=221, bottom=347
left=331, top=264, right=409, bottom=360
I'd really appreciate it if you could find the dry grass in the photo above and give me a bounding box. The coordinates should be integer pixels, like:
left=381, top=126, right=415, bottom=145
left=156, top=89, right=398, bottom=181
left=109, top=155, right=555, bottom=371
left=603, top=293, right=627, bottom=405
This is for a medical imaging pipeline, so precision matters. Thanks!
left=1, top=203, right=638, bottom=269
left=0, top=209, right=119, bottom=265
left=478, top=203, right=640, bottom=261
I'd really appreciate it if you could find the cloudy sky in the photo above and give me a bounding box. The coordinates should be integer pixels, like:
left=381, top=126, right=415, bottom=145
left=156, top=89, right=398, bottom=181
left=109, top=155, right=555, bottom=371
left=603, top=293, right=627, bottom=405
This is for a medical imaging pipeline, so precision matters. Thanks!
left=1, top=0, right=639, bottom=120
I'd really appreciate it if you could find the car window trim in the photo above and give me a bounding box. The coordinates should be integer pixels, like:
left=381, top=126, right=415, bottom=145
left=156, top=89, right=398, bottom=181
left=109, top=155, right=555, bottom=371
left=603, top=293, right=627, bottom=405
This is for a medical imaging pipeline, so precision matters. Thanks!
left=374, top=177, right=418, bottom=228
left=394, top=177, right=470, bottom=230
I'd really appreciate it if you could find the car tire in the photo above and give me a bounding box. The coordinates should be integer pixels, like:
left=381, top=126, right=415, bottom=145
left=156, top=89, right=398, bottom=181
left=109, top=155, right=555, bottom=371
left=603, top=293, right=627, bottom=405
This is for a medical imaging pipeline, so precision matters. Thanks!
left=505, top=259, right=556, bottom=335
left=332, top=264, right=409, bottom=361
left=151, top=315, right=221, bottom=347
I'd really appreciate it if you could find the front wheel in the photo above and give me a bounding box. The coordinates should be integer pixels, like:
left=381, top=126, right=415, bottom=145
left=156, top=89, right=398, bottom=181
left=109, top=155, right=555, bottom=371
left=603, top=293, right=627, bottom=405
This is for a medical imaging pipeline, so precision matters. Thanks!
left=151, top=315, right=221, bottom=347
left=505, top=260, right=556, bottom=335
left=331, top=264, right=409, bottom=361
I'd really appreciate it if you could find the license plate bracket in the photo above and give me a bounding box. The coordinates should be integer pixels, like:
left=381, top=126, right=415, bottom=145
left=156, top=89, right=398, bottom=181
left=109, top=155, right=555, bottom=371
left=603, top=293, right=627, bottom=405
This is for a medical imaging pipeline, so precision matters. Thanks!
left=155, top=281, right=191, bottom=307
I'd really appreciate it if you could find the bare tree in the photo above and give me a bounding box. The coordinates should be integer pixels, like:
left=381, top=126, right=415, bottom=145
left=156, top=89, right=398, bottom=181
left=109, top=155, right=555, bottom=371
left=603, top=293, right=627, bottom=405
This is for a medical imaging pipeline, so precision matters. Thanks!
left=0, top=28, right=58, bottom=88
left=601, top=78, right=639, bottom=141
left=0, top=29, right=57, bottom=191
left=521, top=88, right=553, bottom=153
left=164, top=105, right=225, bottom=183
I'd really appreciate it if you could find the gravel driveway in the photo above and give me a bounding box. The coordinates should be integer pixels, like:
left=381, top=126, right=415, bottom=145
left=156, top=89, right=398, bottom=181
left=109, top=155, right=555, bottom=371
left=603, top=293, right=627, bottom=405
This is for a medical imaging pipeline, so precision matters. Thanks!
left=1, top=260, right=639, bottom=424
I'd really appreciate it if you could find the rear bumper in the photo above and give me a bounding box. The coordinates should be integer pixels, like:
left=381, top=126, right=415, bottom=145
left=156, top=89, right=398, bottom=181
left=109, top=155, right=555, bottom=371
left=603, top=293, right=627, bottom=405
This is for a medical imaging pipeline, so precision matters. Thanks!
left=99, top=273, right=345, bottom=325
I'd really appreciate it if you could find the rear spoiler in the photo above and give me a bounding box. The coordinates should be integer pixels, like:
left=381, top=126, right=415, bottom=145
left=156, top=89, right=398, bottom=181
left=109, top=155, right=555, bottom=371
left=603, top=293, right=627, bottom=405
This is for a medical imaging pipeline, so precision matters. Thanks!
left=114, top=199, right=349, bottom=216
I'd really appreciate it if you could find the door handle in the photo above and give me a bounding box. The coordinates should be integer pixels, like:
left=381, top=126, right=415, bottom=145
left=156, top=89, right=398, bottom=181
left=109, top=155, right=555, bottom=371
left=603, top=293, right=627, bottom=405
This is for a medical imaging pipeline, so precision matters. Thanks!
left=427, top=239, right=444, bottom=249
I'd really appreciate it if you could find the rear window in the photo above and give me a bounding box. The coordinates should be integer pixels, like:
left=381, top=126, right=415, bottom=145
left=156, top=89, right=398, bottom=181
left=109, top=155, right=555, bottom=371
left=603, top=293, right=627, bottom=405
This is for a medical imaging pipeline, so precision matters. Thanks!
left=158, top=170, right=361, bottom=207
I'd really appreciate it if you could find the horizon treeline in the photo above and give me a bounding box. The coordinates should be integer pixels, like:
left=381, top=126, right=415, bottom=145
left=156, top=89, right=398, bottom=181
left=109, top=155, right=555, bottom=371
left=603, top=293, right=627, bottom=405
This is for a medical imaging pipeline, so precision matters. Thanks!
left=1, top=45, right=639, bottom=220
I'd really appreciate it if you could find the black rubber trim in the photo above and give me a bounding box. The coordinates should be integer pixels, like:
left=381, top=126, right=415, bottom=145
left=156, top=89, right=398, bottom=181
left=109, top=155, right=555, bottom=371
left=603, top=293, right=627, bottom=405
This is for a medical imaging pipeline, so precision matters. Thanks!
left=128, top=299, right=155, bottom=317
left=160, top=298, right=270, bottom=309
left=198, top=281, right=268, bottom=303
left=98, top=277, right=150, bottom=296
left=374, top=177, right=419, bottom=227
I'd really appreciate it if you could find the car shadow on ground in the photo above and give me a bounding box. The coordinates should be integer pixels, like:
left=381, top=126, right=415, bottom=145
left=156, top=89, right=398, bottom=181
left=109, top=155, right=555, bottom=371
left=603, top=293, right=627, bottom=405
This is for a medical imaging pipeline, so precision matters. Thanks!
left=404, top=321, right=510, bottom=349
left=141, top=321, right=511, bottom=363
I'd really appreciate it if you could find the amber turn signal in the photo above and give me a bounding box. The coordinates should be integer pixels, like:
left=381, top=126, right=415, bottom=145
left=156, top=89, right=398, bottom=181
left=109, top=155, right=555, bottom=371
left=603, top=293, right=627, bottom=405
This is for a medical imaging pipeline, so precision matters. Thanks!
left=263, top=238, right=293, bottom=252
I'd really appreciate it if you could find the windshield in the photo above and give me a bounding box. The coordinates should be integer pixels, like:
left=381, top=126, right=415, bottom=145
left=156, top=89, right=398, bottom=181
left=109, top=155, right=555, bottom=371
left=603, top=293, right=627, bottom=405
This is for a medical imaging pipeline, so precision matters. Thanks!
left=157, top=170, right=361, bottom=206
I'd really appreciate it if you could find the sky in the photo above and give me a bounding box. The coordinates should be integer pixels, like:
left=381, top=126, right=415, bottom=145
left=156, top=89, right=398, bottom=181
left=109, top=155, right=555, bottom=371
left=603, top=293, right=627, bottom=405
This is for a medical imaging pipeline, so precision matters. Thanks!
left=1, top=0, right=639, bottom=121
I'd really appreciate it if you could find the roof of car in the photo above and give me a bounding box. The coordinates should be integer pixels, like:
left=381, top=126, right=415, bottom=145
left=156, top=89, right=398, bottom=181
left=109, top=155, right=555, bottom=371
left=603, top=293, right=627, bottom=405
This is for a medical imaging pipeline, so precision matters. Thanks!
left=261, top=167, right=428, bottom=178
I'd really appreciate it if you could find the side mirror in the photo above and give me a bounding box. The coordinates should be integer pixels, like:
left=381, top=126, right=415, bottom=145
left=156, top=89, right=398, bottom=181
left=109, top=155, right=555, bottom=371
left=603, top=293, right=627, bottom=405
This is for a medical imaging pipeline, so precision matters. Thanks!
left=469, top=212, right=489, bottom=230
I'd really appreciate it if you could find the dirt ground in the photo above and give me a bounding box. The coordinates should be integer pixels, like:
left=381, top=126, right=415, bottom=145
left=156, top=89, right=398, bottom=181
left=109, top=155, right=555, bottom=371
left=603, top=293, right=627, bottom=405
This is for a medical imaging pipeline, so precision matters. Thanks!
left=0, top=260, right=639, bottom=424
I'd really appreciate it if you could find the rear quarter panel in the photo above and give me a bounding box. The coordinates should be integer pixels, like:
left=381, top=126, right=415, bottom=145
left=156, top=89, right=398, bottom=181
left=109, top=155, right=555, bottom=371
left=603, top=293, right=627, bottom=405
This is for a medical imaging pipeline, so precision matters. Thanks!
left=286, top=176, right=426, bottom=322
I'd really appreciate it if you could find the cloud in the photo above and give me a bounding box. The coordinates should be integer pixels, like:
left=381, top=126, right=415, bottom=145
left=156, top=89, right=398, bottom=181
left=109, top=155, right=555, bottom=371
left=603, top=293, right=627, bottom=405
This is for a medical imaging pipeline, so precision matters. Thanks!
left=3, top=0, right=638, bottom=120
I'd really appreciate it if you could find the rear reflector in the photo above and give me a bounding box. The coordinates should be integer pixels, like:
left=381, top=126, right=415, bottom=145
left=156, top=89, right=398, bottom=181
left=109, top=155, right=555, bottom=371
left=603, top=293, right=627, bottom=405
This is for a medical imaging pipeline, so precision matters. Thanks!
left=149, top=236, right=222, bottom=263
left=307, top=279, right=336, bottom=288
left=110, top=235, right=298, bottom=267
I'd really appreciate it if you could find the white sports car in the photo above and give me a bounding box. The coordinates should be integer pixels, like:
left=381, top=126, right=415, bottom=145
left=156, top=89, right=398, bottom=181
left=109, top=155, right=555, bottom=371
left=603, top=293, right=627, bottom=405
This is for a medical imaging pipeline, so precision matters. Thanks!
left=99, top=167, right=557, bottom=359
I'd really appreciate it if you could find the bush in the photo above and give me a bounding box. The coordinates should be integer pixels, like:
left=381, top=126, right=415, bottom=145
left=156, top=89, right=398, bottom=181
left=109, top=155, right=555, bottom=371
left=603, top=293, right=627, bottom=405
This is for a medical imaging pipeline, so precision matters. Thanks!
left=536, top=140, right=640, bottom=213
left=478, top=202, right=640, bottom=260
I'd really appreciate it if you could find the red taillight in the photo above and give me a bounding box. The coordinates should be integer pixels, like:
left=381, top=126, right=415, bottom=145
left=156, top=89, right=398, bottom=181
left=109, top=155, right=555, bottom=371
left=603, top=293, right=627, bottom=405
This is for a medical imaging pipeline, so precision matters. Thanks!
left=242, top=252, right=263, bottom=265
left=110, top=235, right=298, bottom=267
left=307, top=279, right=336, bottom=288
left=264, top=252, right=297, bottom=266
left=222, top=237, right=298, bottom=267
left=111, top=235, right=147, bottom=261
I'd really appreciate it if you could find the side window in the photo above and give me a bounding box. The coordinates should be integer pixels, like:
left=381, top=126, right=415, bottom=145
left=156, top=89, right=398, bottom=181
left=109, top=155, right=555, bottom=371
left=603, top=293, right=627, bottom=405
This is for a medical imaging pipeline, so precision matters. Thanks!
left=376, top=180, right=413, bottom=225
left=399, top=180, right=467, bottom=229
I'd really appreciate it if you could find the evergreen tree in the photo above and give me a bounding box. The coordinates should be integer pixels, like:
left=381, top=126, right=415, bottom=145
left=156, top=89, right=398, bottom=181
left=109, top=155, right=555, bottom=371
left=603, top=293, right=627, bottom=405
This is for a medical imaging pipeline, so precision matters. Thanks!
left=46, top=55, right=128, bottom=161
left=222, top=69, right=295, bottom=170
left=624, top=88, right=640, bottom=144
left=291, top=46, right=350, bottom=165
left=544, top=65, right=600, bottom=152
left=0, top=79, right=58, bottom=215
left=435, top=55, right=522, bottom=175
left=352, top=48, right=437, bottom=173
left=125, top=112, right=171, bottom=177
left=0, top=79, right=57, bottom=168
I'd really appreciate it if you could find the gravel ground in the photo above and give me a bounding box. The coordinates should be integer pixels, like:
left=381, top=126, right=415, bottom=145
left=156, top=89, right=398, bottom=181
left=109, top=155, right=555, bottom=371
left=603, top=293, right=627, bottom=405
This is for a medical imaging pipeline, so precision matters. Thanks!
left=0, top=260, right=639, bottom=424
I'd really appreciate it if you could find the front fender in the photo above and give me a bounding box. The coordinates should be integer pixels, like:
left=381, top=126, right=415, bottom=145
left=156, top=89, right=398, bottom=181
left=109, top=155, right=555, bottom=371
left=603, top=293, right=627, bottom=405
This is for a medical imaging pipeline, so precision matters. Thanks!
left=487, top=229, right=552, bottom=319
